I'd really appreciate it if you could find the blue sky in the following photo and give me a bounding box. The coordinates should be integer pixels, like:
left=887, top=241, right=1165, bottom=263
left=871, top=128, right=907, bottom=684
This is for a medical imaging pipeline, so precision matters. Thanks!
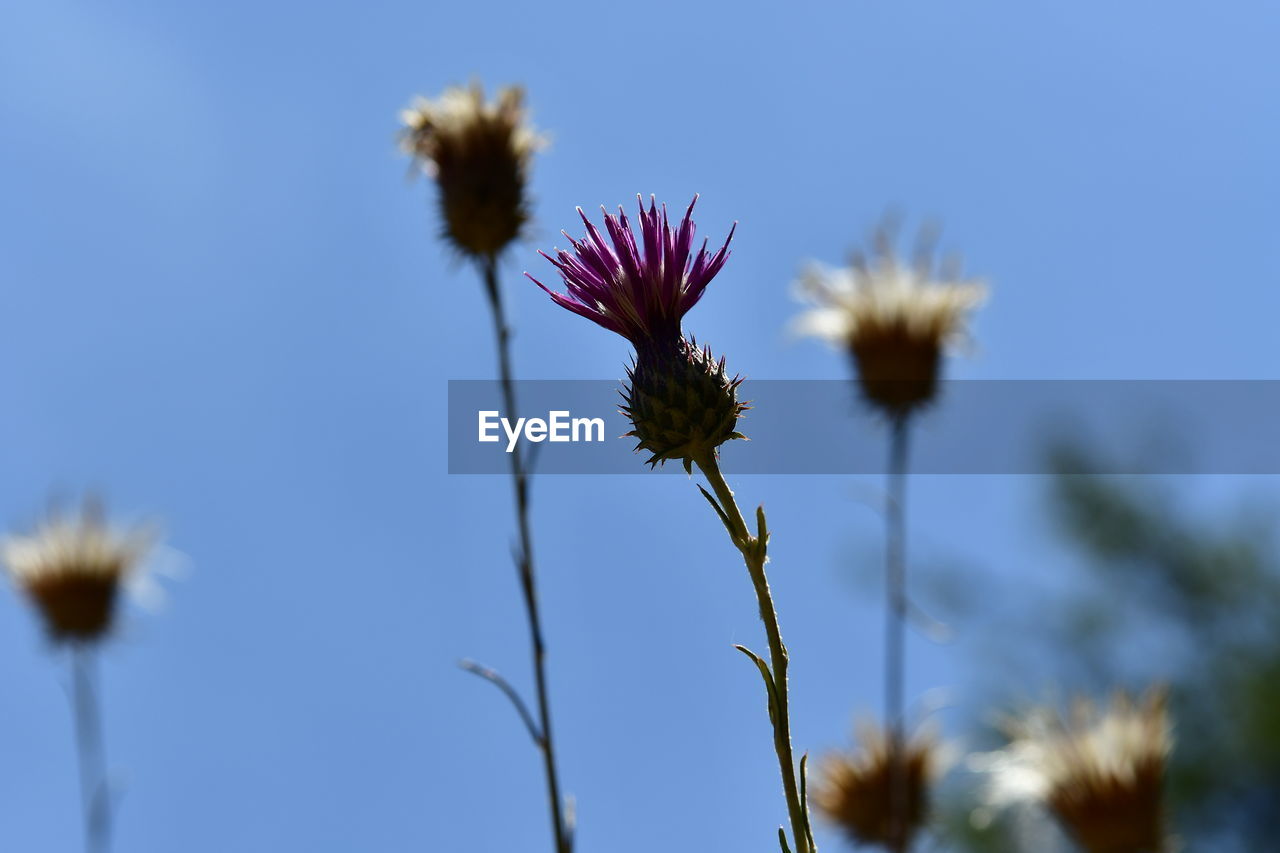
left=1, top=1, right=1277, bottom=850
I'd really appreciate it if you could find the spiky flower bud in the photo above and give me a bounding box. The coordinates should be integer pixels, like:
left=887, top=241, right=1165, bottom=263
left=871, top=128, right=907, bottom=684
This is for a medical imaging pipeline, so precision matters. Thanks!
left=815, top=721, right=944, bottom=850
left=2, top=500, right=155, bottom=644
left=622, top=337, right=746, bottom=470
left=793, top=222, right=985, bottom=418
left=400, top=83, right=544, bottom=259
left=975, top=689, right=1172, bottom=853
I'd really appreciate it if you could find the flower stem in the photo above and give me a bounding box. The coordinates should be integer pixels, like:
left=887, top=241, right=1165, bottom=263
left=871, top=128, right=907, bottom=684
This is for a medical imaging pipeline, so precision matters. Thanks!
left=696, top=452, right=815, bottom=853
left=885, top=414, right=911, bottom=853
left=71, top=645, right=110, bottom=853
left=479, top=255, right=571, bottom=853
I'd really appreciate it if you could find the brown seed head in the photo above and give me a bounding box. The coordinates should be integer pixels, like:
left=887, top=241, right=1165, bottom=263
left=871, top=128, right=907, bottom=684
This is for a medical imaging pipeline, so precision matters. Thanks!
left=2, top=500, right=154, bottom=644
left=815, top=721, right=942, bottom=850
left=400, top=83, right=544, bottom=259
left=984, top=689, right=1172, bottom=853
left=793, top=222, right=985, bottom=417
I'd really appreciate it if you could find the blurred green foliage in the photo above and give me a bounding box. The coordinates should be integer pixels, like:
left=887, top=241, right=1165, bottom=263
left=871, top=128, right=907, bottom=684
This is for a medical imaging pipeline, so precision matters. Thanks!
left=934, top=443, right=1280, bottom=852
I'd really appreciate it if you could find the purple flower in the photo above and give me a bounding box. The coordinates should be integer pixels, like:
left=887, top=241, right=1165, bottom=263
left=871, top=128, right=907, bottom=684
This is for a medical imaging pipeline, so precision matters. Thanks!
left=527, top=195, right=735, bottom=346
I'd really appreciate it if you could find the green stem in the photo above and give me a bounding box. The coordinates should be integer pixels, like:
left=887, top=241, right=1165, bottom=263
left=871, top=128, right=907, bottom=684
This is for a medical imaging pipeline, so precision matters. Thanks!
left=480, top=255, right=571, bottom=853
left=696, top=452, right=814, bottom=853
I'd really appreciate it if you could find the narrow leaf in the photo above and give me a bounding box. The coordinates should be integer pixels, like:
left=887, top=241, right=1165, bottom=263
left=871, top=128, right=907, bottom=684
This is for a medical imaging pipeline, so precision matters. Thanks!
left=459, top=659, right=543, bottom=746
left=698, top=485, right=739, bottom=545
left=734, top=644, right=778, bottom=724
left=800, top=752, right=817, bottom=850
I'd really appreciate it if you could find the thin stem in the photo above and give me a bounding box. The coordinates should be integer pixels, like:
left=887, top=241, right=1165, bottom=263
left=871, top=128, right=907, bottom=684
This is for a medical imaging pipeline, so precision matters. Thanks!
left=696, top=452, right=815, bottom=853
left=71, top=645, right=110, bottom=853
left=479, top=255, right=570, bottom=853
left=885, top=414, right=911, bottom=853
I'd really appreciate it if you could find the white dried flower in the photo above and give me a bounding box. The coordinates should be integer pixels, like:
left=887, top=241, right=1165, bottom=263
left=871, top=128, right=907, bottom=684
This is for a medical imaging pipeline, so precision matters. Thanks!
left=2, top=500, right=158, bottom=643
left=793, top=222, right=986, bottom=415
left=971, top=690, right=1172, bottom=853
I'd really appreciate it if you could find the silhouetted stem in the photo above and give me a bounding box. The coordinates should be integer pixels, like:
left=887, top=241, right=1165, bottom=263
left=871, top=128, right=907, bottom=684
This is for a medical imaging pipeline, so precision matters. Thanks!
left=479, top=255, right=571, bottom=853
left=885, top=414, right=910, bottom=853
left=696, top=452, right=815, bottom=853
left=71, top=646, right=110, bottom=853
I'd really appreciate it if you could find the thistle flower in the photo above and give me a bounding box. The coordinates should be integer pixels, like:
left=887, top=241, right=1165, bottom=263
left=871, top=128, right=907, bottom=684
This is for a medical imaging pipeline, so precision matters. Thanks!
left=2, top=500, right=156, bottom=643
left=793, top=223, right=985, bottom=416
left=529, top=195, right=735, bottom=348
left=531, top=196, right=744, bottom=469
left=534, top=197, right=818, bottom=851
left=974, top=690, right=1172, bottom=853
left=815, top=720, right=945, bottom=850
left=400, top=83, right=544, bottom=259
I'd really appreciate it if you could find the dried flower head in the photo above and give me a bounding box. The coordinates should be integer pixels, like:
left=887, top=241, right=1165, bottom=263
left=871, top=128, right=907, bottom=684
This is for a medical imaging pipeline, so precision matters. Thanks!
left=2, top=500, right=156, bottom=643
left=815, top=721, right=944, bottom=850
left=975, top=690, right=1172, bottom=853
left=794, top=222, right=985, bottom=417
left=528, top=195, right=735, bottom=349
left=532, top=196, right=744, bottom=470
left=400, top=83, right=544, bottom=259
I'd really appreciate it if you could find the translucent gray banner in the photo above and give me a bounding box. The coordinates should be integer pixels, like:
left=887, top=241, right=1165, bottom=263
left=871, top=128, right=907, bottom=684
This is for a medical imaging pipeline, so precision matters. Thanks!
left=447, top=380, right=1280, bottom=474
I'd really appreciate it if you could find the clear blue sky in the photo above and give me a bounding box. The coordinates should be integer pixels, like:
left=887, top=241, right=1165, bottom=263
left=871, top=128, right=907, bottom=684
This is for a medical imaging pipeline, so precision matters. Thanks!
left=1, top=1, right=1277, bottom=850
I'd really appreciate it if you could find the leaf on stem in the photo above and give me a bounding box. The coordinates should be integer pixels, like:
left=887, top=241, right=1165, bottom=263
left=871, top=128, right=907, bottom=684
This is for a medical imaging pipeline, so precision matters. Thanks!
left=799, top=752, right=816, bottom=850
left=908, top=597, right=954, bottom=643
left=752, top=504, right=771, bottom=561
left=799, top=752, right=810, bottom=812
left=778, top=827, right=793, bottom=853
left=734, top=643, right=778, bottom=725
left=698, top=485, right=740, bottom=546
left=563, top=794, right=577, bottom=852
left=458, top=658, right=544, bottom=746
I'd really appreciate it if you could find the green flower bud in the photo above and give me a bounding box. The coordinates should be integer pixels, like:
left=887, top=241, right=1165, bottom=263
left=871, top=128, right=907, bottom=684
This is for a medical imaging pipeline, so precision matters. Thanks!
left=621, top=337, right=747, bottom=472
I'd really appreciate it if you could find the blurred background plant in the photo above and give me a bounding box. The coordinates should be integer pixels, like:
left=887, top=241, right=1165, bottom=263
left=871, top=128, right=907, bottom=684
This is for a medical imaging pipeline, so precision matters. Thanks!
left=797, top=221, right=985, bottom=852
left=934, top=440, right=1280, bottom=852
left=1, top=499, right=161, bottom=853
